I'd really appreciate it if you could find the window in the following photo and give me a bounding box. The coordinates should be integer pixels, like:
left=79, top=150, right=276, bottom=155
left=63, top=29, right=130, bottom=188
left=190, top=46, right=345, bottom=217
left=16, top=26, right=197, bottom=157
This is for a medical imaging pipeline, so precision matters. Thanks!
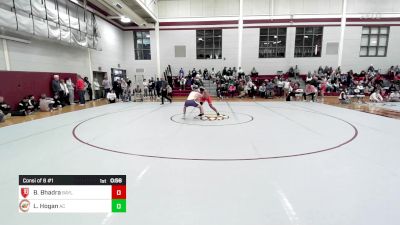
left=134, top=31, right=151, bottom=60
left=294, top=27, right=323, bottom=57
left=259, top=28, right=286, bottom=58
left=360, top=27, right=389, bottom=57
left=196, top=29, right=222, bottom=59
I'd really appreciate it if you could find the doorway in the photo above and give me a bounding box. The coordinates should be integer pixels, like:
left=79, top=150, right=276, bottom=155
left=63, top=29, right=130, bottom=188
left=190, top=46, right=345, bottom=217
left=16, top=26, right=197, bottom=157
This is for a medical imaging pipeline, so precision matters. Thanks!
left=93, top=71, right=106, bottom=98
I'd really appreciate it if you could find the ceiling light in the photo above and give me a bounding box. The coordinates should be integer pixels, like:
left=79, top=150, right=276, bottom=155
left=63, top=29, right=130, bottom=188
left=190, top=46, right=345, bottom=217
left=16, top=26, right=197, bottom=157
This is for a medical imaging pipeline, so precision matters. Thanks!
left=120, top=16, right=131, bottom=23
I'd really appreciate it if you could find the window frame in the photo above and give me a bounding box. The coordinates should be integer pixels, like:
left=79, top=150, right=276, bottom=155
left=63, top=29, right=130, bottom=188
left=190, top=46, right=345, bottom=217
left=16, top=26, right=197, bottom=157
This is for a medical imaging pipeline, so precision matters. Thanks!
left=134, top=30, right=151, bottom=60
left=259, top=27, right=287, bottom=58
left=360, top=26, right=389, bottom=57
left=196, top=29, right=222, bottom=60
left=294, top=26, right=323, bottom=58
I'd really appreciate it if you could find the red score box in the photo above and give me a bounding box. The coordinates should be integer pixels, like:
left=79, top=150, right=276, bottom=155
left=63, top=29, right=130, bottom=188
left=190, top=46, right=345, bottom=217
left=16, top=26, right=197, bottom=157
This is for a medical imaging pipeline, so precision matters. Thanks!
left=112, top=185, right=126, bottom=199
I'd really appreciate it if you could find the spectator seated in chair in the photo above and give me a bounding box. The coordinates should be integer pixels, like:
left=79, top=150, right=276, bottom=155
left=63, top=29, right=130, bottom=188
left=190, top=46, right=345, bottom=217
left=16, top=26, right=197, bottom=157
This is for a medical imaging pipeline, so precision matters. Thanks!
left=237, top=83, right=246, bottom=98
left=228, top=84, right=236, bottom=98
left=237, top=67, right=245, bottom=79
left=133, top=85, right=143, bottom=102
left=258, top=83, right=266, bottom=98
left=179, top=77, right=187, bottom=90
left=265, top=80, right=275, bottom=99
left=250, top=67, right=258, bottom=77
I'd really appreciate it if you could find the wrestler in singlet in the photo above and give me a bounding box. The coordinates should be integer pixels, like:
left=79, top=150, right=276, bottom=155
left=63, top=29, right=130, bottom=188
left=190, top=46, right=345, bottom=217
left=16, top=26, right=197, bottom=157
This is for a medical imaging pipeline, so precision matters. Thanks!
left=183, top=89, right=204, bottom=118
left=199, top=87, right=219, bottom=115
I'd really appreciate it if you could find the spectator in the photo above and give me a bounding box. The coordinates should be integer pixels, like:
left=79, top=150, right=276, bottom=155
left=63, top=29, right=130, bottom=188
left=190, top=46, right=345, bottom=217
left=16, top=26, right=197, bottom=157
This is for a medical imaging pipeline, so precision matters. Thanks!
left=238, top=66, right=245, bottom=79
left=320, top=78, right=328, bottom=98
left=265, top=80, right=274, bottom=98
left=39, top=94, right=55, bottom=112
left=180, top=77, right=187, bottom=90
left=246, top=80, right=256, bottom=98
left=191, top=68, right=197, bottom=77
left=53, top=94, right=63, bottom=108
left=0, top=109, right=4, bottom=122
left=318, top=66, right=324, bottom=74
left=76, top=75, right=86, bottom=105
left=237, top=83, right=246, bottom=98
left=102, top=76, right=112, bottom=97
left=303, top=82, right=318, bottom=102
left=251, top=67, right=258, bottom=77
left=66, top=78, right=75, bottom=104
left=167, top=84, right=173, bottom=98
left=388, top=91, right=400, bottom=102
left=51, top=75, right=62, bottom=97
left=227, top=67, right=232, bottom=76
left=127, top=78, right=132, bottom=88
left=149, top=77, right=156, bottom=100
left=216, top=83, right=223, bottom=99
left=84, top=77, right=93, bottom=101
left=228, top=84, right=236, bottom=98
left=203, top=68, right=209, bottom=80
left=17, top=96, right=32, bottom=115
left=232, top=67, right=237, bottom=77
left=113, top=78, right=122, bottom=100
left=107, top=90, right=117, bottom=103
left=160, top=78, right=172, bottom=104
left=258, top=83, right=266, bottom=98
left=211, top=68, right=218, bottom=81
left=27, top=95, right=39, bottom=111
left=93, top=79, right=101, bottom=100
left=339, top=89, right=350, bottom=104
left=121, top=79, right=130, bottom=102
left=0, top=96, right=12, bottom=121
left=222, top=67, right=227, bottom=76
left=370, top=90, right=383, bottom=102
left=283, top=79, right=291, bottom=99
left=306, top=73, right=312, bottom=82
left=368, top=64, right=375, bottom=73
left=276, top=78, right=284, bottom=97
left=142, top=79, right=149, bottom=98
left=294, top=65, right=299, bottom=78
left=133, top=85, right=143, bottom=102
left=156, top=78, right=162, bottom=98
left=288, top=67, right=295, bottom=77
left=60, top=79, right=69, bottom=105
left=179, top=68, right=184, bottom=79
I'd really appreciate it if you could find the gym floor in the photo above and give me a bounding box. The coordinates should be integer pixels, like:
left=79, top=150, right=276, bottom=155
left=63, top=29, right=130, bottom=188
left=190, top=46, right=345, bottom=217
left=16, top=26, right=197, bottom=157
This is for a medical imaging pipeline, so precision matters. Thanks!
left=1, top=100, right=400, bottom=225
left=1, top=96, right=399, bottom=128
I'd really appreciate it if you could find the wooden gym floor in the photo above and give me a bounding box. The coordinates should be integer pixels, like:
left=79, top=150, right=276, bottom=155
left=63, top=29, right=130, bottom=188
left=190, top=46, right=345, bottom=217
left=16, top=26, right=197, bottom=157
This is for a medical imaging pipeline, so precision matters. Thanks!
left=1, top=96, right=399, bottom=128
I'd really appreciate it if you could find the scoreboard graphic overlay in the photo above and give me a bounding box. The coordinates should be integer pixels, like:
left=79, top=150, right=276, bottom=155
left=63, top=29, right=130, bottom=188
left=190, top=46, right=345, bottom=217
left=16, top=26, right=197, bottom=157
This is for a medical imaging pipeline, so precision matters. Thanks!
left=18, top=175, right=126, bottom=213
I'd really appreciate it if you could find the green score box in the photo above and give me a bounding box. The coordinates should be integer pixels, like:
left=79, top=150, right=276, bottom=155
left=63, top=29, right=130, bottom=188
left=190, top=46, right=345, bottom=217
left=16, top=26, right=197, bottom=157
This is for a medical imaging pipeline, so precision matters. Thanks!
left=112, top=199, right=126, bottom=213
